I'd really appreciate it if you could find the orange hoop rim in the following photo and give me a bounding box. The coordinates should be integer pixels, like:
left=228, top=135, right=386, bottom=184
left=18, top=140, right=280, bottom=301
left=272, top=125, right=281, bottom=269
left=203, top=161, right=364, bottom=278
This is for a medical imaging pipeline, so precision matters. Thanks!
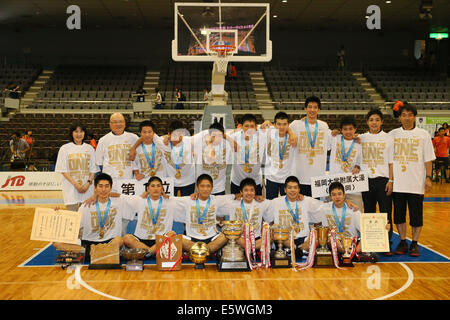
left=210, top=44, right=236, bottom=56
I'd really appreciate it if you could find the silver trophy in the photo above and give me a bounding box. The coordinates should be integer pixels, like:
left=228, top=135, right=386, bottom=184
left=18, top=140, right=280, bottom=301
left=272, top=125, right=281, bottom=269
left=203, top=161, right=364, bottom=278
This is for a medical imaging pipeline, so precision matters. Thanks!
left=121, top=248, right=148, bottom=271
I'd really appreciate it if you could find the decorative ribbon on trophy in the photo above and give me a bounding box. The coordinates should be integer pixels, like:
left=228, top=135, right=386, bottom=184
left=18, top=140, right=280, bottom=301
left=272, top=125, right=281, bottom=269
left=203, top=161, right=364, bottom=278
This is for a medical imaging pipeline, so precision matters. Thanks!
left=96, top=198, right=111, bottom=239
left=243, top=222, right=271, bottom=270
left=305, top=118, right=319, bottom=158
left=328, top=228, right=345, bottom=270
left=170, top=140, right=184, bottom=179
left=341, top=135, right=355, bottom=172
left=275, top=131, right=288, bottom=169
left=155, top=233, right=182, bottom=271
left=142, top=142, right=156, bottom=176
left=241, top=131, right=253, bottom=173
left=349, top=236, right=359, bottom=261
left=290, top=227, right=317, bottom=271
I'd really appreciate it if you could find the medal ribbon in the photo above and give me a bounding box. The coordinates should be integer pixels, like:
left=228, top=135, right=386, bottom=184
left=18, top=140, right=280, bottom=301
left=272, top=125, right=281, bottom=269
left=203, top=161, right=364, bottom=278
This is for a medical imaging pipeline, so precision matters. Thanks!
left=341, top=135, right=355, bottom=162
left=142, top=142, right=156, bottom=169
left=332, top=203, right=347, bottom=233
left=240, top=199, right=254, bottom=222
left=170, top=141, right=184, bottom=171
left=241, top=131, right=253, bottom=165
left=275, top=131, right=288, bottom=162
left=147, top=196, right=162, bottom=226
left=196, top=197, right=211, bottom=225
left=285, top=196, right=300, bottom=224
left=305, top=118, right=319, bottom=149
left=96, top=198, right=111, bottom=231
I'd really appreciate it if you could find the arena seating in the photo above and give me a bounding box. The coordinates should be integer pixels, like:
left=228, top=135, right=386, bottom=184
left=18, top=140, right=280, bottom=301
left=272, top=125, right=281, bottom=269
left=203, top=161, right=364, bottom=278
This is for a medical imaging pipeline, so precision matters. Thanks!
left=364, top=68, right=450, bottom=110
left=157, top=63, right=257, bottom=110
left=28, top=65, right=146, bottom=110
left=264, top=66, right=378, bottom=110
left=0, top=64, right=42, bottom=104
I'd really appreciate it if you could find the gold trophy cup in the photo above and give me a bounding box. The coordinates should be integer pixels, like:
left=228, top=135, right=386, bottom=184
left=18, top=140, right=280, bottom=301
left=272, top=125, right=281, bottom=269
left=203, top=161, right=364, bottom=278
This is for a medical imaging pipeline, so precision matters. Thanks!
left=218, top=220, right=250, bottom=271
left=314, top=226, right=334, bottom=267
left=189, top=242, right=209, bottom=269
left=341, top=237, right=354, bottom=267
left=271, top=224, right=291, bottom=268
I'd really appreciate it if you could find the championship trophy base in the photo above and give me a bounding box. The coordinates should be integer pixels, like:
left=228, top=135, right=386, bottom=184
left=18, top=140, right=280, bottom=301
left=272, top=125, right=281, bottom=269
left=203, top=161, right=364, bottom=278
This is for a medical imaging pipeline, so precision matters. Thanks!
left=88, top=263, right=122, bottom=270
left=125, top=260, right=145, bottom=271
left=217, top=260, right=251, bottom=272
left=194, top=263, right=206, bottom=269
left=340, top=256, right=354, bottom=267
left=270, top=252, right=291, bottom=268
left=314, top=252, right=334, bottom=268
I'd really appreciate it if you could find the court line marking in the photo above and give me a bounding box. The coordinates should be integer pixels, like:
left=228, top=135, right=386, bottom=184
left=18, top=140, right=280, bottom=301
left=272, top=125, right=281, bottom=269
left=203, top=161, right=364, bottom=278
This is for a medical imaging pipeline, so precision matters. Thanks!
left=74, top=265, right=124, bottom=301
left=17, top=243, right=53, bottom=268
left=373, top=263, right=414, bottom=300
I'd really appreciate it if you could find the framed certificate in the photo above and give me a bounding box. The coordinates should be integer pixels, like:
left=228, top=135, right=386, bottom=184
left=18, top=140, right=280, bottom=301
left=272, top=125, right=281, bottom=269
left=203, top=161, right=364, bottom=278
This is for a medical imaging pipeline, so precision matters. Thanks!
left=360, top=213, right=390, bottom=252
left=30, top=207, right=81, bottom=244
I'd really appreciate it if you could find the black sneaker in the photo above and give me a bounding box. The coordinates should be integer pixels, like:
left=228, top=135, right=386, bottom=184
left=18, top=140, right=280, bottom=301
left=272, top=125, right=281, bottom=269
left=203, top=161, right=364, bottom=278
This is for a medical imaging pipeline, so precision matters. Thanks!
left=409, top=243, right=420, bottom=257
left=395, top=241, right=408, bottom=255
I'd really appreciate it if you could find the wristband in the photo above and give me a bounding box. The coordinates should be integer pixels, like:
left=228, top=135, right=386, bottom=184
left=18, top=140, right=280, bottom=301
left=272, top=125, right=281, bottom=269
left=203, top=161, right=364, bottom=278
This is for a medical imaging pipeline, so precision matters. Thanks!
left=388, top=180, right=394, bottom=183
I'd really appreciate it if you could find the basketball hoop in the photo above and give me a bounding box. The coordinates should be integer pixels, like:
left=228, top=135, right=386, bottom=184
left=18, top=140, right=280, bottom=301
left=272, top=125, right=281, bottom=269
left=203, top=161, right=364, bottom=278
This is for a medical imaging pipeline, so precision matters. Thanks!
left=210, top=44, right=235, bottom=73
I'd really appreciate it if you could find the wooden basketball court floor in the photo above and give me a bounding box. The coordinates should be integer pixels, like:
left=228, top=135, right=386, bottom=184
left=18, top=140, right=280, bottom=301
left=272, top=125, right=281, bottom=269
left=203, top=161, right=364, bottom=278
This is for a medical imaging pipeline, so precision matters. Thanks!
left=0, top=184, right=448, bottom=300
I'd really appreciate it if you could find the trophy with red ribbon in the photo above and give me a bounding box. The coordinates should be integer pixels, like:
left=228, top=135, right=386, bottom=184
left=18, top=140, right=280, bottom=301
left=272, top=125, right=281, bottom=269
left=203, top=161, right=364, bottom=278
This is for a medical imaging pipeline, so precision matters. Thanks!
left=156, top=234, right=183, bottom=271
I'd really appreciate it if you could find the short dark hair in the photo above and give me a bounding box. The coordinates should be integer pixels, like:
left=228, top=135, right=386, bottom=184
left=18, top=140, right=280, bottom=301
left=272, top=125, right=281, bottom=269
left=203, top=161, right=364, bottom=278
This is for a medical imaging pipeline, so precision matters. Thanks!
left=340, top=116, right=357, bottom=129
left=241, top=114, right=257, bottom=126
left=240, top=178, right=257, bottom=192
left=139, top=120, right=155, bottom=132
left=145, top=176, right=163, bottom=188
left=196, top=174, right=213, bottom=186
left=399, top=102, right=418, bottom=117
left=274, top=111, right=289, bottom=123
left=329, top=182, right=345, bottom=195
left=94, top=173, right=113, bottom=187
left=209, top=121, right=225, bottom=134
left=284, top=176, right=300, bottom=189
left=69, top=123, right=87, bottom=143
left=366, top=108, right=384, bottom=121
left=438, top=127, right=445, bottom=131
left=305, top=96, right=321, bottom=109
left=168, top=120, right=185, bottom=134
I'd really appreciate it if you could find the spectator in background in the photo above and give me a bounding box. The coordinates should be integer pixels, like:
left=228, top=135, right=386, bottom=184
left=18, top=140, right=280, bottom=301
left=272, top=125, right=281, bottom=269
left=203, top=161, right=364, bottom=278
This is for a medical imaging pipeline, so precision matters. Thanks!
left=175, top=88, right=185, bottom=110
left=442, top=122, right=449, bottom=136
left=4, top=82, right=20, bottom=99
left=432, top=127, right=450, bottom=183
left=87, top=133, right=97, bottom=150
left=22, top=130, right=34, bottom=159
left=154, top=88, right=162, bottom=110
left=231, top=63, right=237, bottom=80
left=337, top=45, right=346, bottom=69
left=9, top=132, right=29, bottom=170
left=134, top=86, right=147, bottom=118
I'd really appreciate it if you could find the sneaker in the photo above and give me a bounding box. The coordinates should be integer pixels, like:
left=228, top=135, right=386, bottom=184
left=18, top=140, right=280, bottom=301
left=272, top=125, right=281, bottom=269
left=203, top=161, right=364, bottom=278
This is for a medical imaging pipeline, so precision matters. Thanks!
left=409, top=243, right=420, bottom=257
left=394, top=241, right=408, bottom=255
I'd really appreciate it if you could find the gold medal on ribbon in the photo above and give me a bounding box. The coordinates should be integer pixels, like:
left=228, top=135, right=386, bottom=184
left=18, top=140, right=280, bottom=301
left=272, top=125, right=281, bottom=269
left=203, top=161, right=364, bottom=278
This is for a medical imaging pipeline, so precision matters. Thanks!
left=213, top=173, right=219, bottom=180
left=175, top=170, right=181, bottom=179
left=119, top=170, right=124, bottom=177
left=309, top=158, right=314, bottom=165
left=243, top=165, right=249, bottom=173
left=99, top=228, right=105, bottom=239
left=370, top=168, right=375, bottom=175
left=310, top=150, right=315, bottom=157
left=150, top=170, right=156, bottom=177
left=294, top=224, right=301, bottom=233
left=279, top=163, right=283, bottom=169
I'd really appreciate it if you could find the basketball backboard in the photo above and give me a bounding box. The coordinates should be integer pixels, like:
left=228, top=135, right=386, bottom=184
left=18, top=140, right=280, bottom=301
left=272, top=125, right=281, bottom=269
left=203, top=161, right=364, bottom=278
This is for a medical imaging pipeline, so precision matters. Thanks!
left=172, top=2, right=271, bottom=62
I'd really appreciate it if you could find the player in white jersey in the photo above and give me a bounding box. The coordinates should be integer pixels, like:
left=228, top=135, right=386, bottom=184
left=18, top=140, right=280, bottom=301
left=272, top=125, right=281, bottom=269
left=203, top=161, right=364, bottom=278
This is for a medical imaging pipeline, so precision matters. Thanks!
left=52, top=173, right=125, bottom=260
left=389, top=102, right=435, bottom=257
left=360, top=108, right=394, bottom=255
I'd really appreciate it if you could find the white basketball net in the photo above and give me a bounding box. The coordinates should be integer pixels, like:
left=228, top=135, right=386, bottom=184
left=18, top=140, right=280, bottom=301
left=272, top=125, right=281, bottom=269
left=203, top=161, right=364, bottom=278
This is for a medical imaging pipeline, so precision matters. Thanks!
left=214, top=56, right=230, bottom=74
